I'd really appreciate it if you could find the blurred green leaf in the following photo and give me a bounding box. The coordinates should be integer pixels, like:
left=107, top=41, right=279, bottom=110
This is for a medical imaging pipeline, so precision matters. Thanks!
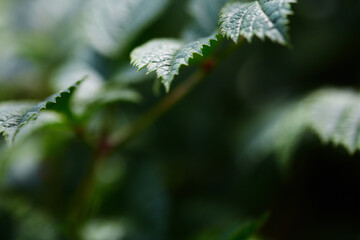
left=83, top=84, right=142, bottom=118
left=83, top=0, right=170, bottom=57
left=244, top=88, right=360, bottom=163
left=81, top=219, right=127, bottom=240
left=0, top=198, right=58, bottom=240
left=7, top=0, right=83, bottom=62
left=10, top=0, right=81, bottom=33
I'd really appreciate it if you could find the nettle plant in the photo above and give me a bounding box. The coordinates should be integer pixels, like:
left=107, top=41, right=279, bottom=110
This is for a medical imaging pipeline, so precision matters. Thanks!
left=0, top=0, right=358, bottom=239
left=1, top=0, right=300, bottom=151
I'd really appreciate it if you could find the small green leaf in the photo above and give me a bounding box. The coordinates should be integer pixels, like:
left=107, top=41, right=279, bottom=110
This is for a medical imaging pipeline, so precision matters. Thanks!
left=0, top=79, right=83, bottom=144
left=130, top=34, right=217, bottom=91
left=219, top=0, right=296, bottom=44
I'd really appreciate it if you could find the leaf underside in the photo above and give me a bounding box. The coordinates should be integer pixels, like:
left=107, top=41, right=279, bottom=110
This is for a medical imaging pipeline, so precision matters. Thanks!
left=219, top=0, right=296, bottom=44
left=0, top=79, right=83, bottom=144
left=130, top=34, right=217, bottom=91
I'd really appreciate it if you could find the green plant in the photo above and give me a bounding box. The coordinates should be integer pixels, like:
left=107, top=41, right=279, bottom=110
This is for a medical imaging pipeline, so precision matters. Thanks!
left=1, top=0, right=359, bottom=239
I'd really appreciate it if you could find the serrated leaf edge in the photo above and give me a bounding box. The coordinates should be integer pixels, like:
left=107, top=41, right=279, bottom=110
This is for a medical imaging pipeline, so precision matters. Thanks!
left=219, top=0, right=297, bottom=45
left=16, top=79, right=84, bottom=136
left=131, top=34, right=218, bottom=92
left=1, top=78, right=84, bottom=145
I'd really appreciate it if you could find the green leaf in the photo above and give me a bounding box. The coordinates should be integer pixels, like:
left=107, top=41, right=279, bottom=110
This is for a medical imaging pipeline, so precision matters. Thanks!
left=130, top=34, right=217, bottom=91
left=91, top=87, right=141, bottom=107
left=0, top=102, right=35, bottom=144
left=83, top=84, right=142, bottom=119
left=305, top=89, right=360, bottom=154
left=84, top=0, right=169, bottom=57
left=244, top=89, right=360, bottom=163
left=0, top=80, right=83, bottom=144
left=219, top=0, right=296, bottom=44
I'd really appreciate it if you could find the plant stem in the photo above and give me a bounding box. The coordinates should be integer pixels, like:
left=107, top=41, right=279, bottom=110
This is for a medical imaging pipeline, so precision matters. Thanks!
left=66, top=39, right=243, bottom=238
left=66, top=68, right=210, bottom=238
left=67, top=136, right=111, bottom=239
left=110, top=68, right=208, bottom=150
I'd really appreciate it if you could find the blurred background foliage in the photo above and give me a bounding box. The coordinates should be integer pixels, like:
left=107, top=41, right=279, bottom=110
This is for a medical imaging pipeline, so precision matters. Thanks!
left=0, top=0, right=360, bottom=239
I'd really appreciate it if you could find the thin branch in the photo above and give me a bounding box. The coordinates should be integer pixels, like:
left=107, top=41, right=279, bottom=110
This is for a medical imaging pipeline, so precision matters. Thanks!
left=65, top=39, right=244, bottom=238
left=66, top=136, right=111, bottom=239
left=110, top=68, right=208, bottom=150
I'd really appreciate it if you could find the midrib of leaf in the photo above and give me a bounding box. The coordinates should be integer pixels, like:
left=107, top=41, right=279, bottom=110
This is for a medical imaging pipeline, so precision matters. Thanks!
left=160, top=47, right=185, bottom=91
left=257, top=0, right=284, bottom=40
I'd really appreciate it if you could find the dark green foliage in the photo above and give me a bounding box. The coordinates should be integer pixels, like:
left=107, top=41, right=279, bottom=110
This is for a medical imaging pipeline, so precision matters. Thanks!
left=0, top=0, right=359, bottom=239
